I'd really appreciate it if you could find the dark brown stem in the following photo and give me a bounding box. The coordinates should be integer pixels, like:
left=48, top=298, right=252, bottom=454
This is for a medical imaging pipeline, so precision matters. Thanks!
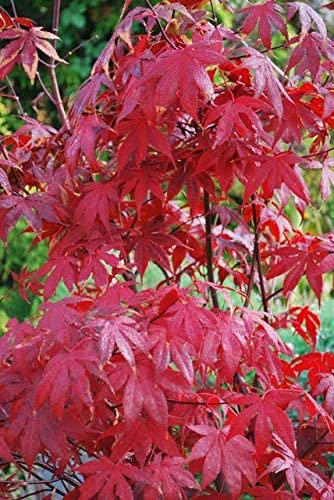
left=144, top=0, right=177, bottom=50
left=244, top=247, right=256, bottom=308
left=11, top=461, right=65, bottom=497
left=13, top=454, right=81, bottom=489
left=16, top=490, right=56, bottom=500
left=266, top=287, right=283, bottom=302
left=302, top=146, right=334, bottom=159
left=50, top=0, right=70, bottom=129
left=251, top=202, right=268, bottom=314
left=209, top=0, right=218, bottom=27
left=204, top=190, right=219, bottom=308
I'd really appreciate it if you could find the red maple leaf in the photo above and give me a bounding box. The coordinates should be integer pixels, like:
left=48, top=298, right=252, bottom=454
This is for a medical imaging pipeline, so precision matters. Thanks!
left=187, top=424, right=256, bottom=495
left=242, top=151, right=310, bottom=203
left=239, top=0, right=288, bottom=49
left=0, top=26, right=65, bottom=82
left=103, top=419, right=179, bottom=466
left=125, top=41, right=225, bottom=119
left=288, top=2, right=327, bottom=39
left=144, top=455, right=199, bottom=498
left=241, top=49, right=289, bottom=117
left=266, top=233, right=334, bottom=299
left=34, top=347, right=96, bottom=418
left=88, top=312, right=148, bottom=367
left=286, top=33, right=334, bottom=79
left=78, top=456, right=144, bottom=500
left=205, top=95, right=272, bottom=146
left=267, top=446, right=329, bottom=495
left=308, top=157, right=334, bottom=201
left=116, top=113, right=174, bottom=172
left=227, top=389, right=299, bottom=458
left=73, top=181, right=119, bottom=235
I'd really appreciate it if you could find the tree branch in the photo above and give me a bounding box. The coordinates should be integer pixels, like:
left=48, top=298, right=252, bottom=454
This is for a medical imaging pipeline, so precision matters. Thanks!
left=204, top=190, right=219, bottom=308
left=50, top=0, right=70, bottom=129
left=10, top=0, right=18, bottom=18
left=144, top=0, right=177, bottom=49
left=244, top=245, right=257, bottom=308
left=251, top=202, right=268, bottom=314
left=6, top=78, right=26, bottom=116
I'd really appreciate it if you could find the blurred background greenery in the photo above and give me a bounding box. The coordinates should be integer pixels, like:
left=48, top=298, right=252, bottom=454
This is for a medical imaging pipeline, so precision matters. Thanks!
left=0, top=0, right=334, bottom=355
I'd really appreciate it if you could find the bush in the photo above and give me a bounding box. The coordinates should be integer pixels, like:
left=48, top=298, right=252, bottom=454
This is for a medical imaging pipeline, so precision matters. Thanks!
left=0, top=0, right=334, bottom=498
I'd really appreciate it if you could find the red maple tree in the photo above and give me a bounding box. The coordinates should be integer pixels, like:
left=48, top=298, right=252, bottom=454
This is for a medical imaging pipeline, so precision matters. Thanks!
left=0, top=0, right=334, bottom=498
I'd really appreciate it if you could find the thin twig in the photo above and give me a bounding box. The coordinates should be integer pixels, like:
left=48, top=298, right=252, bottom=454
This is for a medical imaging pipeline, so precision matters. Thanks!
left=12, top=461, right=65, bottom=497
left=16, top=490, right=56, bottom=500
left=302, top=146, right=334, bottom=159
left=204, top=190, right=219, bottom=308
left=6, top=78, right=26, bottom=116
left=36, top=72, right=56, bottom=103
left=266, top=287, right=283, bottom=302
left=243, top=245, right=256, bottom=308
left=251, top=202, right=268, bottom=314
left=144, top=0, right=177, bottom=50
left=49, top=0, right=70, bottom=129
left=209, top=0, right=218, bottom=27
left=10, top=0, right=18, bottom=17
left=57, top=35, right=99, bottom=65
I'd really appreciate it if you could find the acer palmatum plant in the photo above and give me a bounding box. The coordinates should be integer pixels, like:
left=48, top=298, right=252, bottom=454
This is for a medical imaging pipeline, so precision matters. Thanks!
left=0, top=0, right=334, bottom=498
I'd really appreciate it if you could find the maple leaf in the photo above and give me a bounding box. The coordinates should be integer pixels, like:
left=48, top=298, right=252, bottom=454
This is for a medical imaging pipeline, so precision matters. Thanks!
left=6, top=399, right=69, bottom=468
left=292, top=352, right=334, bottom=391
left=0, top=194, right=42, bottom=239
left=286, top=33, right=334, bottom=79
left=144, top=455, right=199, bottom=498
left=125, top=41, right=225, bottom=119
left=32, top=254, right=79, bottom=300
left=116, top=112, right=174, bottom=172
left=0, top=26, right=65, bottom=82
left=308, top=157, right=334, bottom=201
left=78, top=456, right=144, bottom=500
left=131, top=226, right=180, bottom=277
left=65, top=113, right=112, bottom=173
left=88, top=312, right=147, bottom=367
left=34, top=347, right=96, bottom=418
left=205, top=95, right=273, bottom=147
left=289, top=306, right=320, bottom=348
left=288, top=2, right=327, bottom=39
left=241, top=49, right=289, bottom=117
left=227, top=389, right=299, bottom=458
left=156, top=294, right=218, bottom=352
left=187, top=424, right=256, bottom=495
left=266, top=233, right=334, bottom=300
left=108, top=356, right=189, bottom=427
left=73, top=181, right=119, bottom=235
left=78, top=243, right=120, bottom=288
left=267, top=453, right=328, bottom=495
left=105, top=420, right=179, bottom=466
left=242, top=151, right=310, bottom=203
left=239, top=0, right=288, bottom=49
left=200, top=311, right=247, bottom=382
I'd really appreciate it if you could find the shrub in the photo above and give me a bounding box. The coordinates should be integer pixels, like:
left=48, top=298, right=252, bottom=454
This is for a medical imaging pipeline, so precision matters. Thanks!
left=0, top=0, right=334, bottom=497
